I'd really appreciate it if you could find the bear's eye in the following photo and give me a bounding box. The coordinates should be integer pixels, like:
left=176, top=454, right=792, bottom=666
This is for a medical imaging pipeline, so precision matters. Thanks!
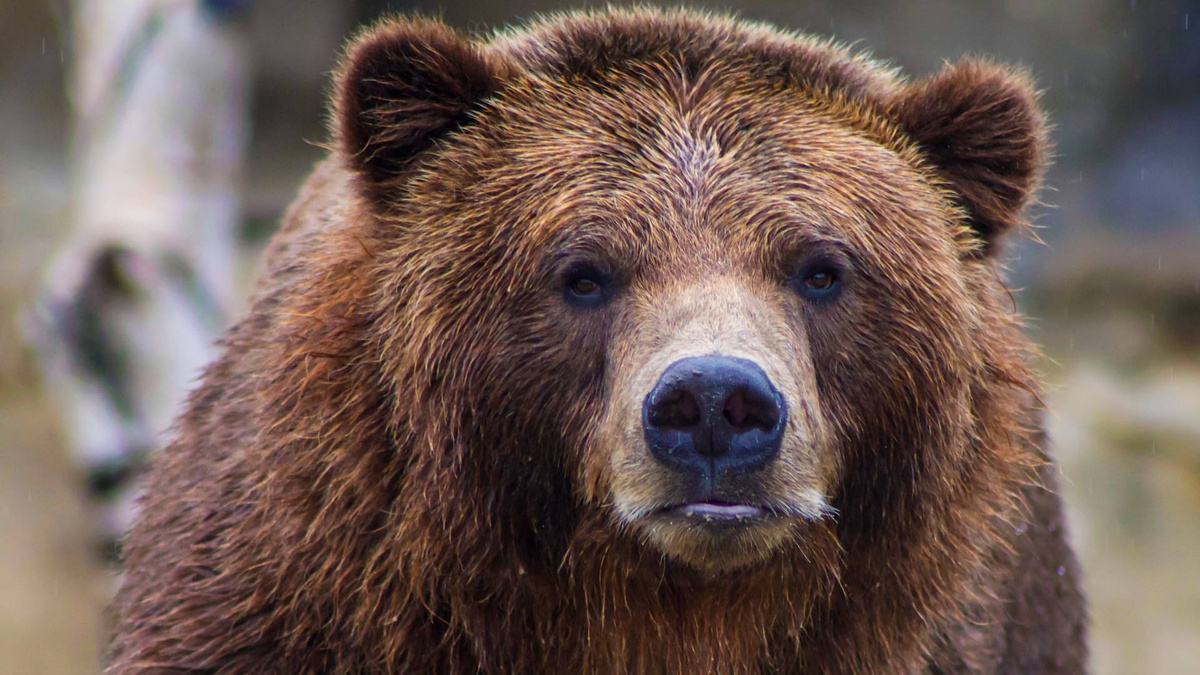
left=571, top=277, right=600, bottom=296
left=791, top=259, right=844, bottom=303
left=562, top=263, right=611, bottom=308
left=805, top=271, right=835, bottom=291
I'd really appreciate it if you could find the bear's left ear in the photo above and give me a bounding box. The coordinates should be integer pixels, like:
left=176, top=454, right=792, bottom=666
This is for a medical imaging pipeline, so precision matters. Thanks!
left=889, top=59, right=1048, bottom=255
left=334, top=18, right=513, bottom=206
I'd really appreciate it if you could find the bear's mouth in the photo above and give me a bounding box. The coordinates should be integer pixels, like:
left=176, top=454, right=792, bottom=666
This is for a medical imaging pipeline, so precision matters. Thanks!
left=655, top=501, right=771, bottom=525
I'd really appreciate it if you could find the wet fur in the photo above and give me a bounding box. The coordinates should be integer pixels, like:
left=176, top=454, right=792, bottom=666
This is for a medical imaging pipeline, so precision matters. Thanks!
left=110, top=8, right=1086, bottom=673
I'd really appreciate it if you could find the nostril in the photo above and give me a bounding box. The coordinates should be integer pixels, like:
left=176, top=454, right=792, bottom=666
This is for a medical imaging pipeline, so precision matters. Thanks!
left=723, top=388, right=779, bottom=432
left=649, top=388, right=702, bottom=429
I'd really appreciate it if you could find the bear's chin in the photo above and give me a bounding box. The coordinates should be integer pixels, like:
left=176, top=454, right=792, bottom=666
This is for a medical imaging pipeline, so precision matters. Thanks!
left=637, top=512, right=798, bottom=573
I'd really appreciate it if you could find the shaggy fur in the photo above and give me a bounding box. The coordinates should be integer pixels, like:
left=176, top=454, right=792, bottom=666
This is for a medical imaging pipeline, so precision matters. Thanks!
left=110, top=8, right=1086, bottom=673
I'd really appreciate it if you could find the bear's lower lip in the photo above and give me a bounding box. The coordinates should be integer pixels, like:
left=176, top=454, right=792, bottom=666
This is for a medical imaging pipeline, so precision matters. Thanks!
left=662, top=502, right=769, bottom=523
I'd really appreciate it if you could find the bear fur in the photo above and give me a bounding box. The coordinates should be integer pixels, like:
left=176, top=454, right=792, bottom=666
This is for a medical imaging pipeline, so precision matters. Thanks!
left=110, top=8, right=1087, bottom=673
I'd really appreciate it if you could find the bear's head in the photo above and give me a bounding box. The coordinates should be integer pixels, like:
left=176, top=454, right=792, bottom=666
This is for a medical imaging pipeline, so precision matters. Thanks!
left=333, top=12, right=1045, bottom=575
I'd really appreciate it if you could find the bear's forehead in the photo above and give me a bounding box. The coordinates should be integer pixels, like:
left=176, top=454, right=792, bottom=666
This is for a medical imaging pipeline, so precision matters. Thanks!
left=467, top=10, right=939, bottom=227
left=406, top=10, right=964, bottom=269
left=486, top=7, right=901, bottom=112
left=445, top=70, right=948, bottom=265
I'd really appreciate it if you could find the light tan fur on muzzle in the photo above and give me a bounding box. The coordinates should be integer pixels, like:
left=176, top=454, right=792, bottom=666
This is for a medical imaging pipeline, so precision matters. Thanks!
left=586, top=274, right=835, bottom=569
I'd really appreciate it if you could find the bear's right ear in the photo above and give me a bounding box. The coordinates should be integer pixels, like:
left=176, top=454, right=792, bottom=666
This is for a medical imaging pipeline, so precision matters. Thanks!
left=335, top=18, right=510, bottom=205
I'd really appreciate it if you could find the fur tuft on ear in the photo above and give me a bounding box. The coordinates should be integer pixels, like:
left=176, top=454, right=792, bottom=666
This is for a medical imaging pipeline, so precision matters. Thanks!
left=334, top=18, right=511, bottom=205
left=890, top=59, right=1048, bottom=254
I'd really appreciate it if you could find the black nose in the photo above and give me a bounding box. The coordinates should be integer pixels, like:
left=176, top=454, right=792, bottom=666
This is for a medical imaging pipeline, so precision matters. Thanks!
left=643, top=356, right=786, bottom=478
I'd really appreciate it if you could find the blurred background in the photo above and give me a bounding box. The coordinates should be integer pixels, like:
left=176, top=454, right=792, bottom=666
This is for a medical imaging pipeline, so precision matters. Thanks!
left=1, top=1, right=1197, bottom=672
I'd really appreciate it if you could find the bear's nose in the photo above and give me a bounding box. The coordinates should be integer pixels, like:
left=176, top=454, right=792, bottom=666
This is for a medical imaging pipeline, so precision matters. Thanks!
left=643, top=356, right=786, bottom=478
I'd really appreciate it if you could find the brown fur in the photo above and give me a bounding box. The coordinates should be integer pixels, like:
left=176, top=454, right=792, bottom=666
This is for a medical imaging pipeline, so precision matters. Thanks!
left=110, top=8, right=1086, bottom=673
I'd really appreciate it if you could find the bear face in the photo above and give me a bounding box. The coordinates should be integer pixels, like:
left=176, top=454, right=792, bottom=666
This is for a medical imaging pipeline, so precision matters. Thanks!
left=341, top=15, right=1038, bottom=573
left=114, top=10, right=1085, bottom=673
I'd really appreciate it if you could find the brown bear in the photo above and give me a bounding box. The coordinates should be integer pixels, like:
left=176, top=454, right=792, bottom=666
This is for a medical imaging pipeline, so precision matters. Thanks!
left=110, top=8, right=1087, bottom=673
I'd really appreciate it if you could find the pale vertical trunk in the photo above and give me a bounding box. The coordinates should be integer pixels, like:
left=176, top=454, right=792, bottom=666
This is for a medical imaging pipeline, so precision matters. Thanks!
left=29, top=0, right=250, bottom=547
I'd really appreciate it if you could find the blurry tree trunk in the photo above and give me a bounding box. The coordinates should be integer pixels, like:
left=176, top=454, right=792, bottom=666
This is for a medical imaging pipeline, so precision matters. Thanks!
left=27, top=0, right=250, bottom=555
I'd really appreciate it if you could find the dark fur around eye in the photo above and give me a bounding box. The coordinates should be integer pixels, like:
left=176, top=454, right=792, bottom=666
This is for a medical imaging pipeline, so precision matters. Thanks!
left=562, top=262, right=613, bottom=308
left=790, top=256, right=846, bottom=303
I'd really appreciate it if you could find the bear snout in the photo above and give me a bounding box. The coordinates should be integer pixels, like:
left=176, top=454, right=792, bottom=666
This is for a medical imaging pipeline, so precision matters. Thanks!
left=642, top=355, right=786, bottom=483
